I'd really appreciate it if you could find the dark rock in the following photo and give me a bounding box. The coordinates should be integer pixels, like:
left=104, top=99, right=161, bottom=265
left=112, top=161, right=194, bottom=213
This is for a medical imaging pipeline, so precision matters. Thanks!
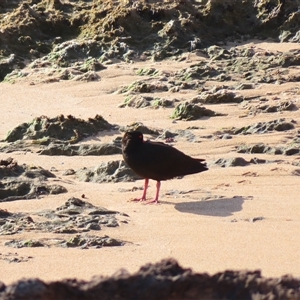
left=236, top=143, right=300, bottom=156
left=230, top=119, right=295, bottom=135
left=63, top=169, right=76, bottom=176
left=249, top=158, right=267, bottom=165
left=221, top=134, right=232, bottom=140
left=120, top=123, right=160, bottom=136
left=61, top=234, right=123, bottom=249
left=176, top=62, right=220, bottom=81
left=0, top=209, right=12, bottom=218
left=56, top=197, right=96, bottom=212
left=192, top=90, right=244, bottom=104
left=48, top=185, right=68, bottom=195
left=207, top=45, right=231, bottom=60
left=284, top=147, right=300, bottom=156
left=1, top=0, right=300, bottom=84
left=246, top=100, right=299, bottom=114
left=3, top=115, right=114, bottom=144
left=0, top=197, right=128, bottom=236
left=235, top=83, right=254, bottom=90
left=0, top=159, right=66, bottom=202
left=211, top=157, right=249, bottom=168
left=173, top=129, right=197, bottom=142
left=5, top=240, right=45, bottom=248
left=237, top=143, right=270, bottom=154
left=0, top=55, right=15, bottom=81
left=3, top=278, right=47, bottom=299
left=39, top=143, right=121, bottom=156
left=76, top=160, right=141, bottom=183
left=157, top=130, right=178, bottom=140
left=0, top=258, right=299, bottom=299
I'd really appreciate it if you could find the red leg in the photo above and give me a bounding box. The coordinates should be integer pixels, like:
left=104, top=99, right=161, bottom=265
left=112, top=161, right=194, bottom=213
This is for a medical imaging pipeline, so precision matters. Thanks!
left=131, top=178, right=149, bottom=202
left=145, top=181, right=160, bottom=204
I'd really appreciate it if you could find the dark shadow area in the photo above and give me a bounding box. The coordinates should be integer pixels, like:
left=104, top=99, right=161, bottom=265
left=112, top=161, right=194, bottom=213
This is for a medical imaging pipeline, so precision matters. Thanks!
left=174, top=196, right=244, bottom=217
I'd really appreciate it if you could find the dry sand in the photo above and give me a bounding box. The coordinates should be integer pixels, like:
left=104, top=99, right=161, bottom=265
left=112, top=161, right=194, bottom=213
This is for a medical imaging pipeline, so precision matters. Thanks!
left=0, top=42, right=300, bottom=285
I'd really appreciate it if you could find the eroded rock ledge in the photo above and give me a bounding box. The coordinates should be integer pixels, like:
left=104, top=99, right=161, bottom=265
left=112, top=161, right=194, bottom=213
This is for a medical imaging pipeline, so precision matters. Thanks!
left=0, top=258, right=299, bottom=300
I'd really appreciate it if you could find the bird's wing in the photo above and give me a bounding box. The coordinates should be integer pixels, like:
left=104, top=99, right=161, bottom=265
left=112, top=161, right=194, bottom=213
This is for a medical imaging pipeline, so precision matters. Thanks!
left=130, top=141, right=206, bottom=181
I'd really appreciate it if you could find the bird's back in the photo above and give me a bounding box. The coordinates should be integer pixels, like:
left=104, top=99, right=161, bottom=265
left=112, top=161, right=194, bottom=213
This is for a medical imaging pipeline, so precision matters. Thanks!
left=123, top=140, right=208, bottom=181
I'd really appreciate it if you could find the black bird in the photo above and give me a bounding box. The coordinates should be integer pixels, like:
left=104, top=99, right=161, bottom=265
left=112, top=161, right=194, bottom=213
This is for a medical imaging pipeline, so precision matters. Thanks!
left=122, top=131, right=208, bottom=204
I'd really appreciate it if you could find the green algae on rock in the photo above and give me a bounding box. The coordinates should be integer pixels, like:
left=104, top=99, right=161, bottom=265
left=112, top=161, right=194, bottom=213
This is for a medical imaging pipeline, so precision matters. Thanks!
left=1, top=0, right=300, bottom=82
left=171, top=102, right=217, bottom=121
left=119, top=95, right=174, bottom=109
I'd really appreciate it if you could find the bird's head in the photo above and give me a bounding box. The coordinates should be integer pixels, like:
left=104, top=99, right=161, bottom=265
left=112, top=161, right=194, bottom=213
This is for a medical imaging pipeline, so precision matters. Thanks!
left=122, top=131, right=144, bottom=149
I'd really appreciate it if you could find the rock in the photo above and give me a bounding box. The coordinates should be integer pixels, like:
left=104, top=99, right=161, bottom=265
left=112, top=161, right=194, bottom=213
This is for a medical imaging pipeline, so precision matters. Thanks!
left=63, top=169, right=76, bottom=176
left=0, top=258, right=299, bottom=299
left=176, top=62, right=220, bottom=81
left=192, top=90, right=244, bottom=104
left=3, top=115, right=114, bottom=144
left=1, top=1, right=300, bottom=84
left=157, top=130, right=178, bottom=140
left=136, top=68, right=161, bottom=77
left=0, top=159, right=67, bottom=202
left=284, top=147, right=300, bottom=156
left=38, top=143, right=121, bottom=156
left=75, top=161, right=141, bottom=183
left=4, top=235, right=124, bottom=249
left=243, top=100, right=298, bottom=114
left=237, top=143, right=270, bottom=154
left=235, top=83, right=254, bottom=90
left=119, top=123, right=160, bottom=136
left=119, top=95, right=174, bottom=109
left=236, top=142, right=300, bottom=156
left=5, top=240, right=45, bottom=248
left=207, top=45, right=231, bottom=60
left=171, top=102, right=218, bottom=121
left=0, top=197, right=128, bottom=236
left=117, top=80, right=168, bottom=94
left=232, top=119, right=295, bottom=135
left=61, top=234, right=123, bottom=249
left=211, top=157, right=250, bottom=168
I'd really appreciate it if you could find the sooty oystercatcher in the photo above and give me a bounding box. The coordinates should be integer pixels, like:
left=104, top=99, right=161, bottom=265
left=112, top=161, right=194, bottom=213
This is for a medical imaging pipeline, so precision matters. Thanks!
left=122, top=131, right=208, bottom=204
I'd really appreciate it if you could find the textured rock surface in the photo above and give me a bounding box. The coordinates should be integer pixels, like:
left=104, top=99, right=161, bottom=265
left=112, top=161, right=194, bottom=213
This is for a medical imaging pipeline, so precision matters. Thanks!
left=1, top=1, right=300, bottom=82
left=0, top=158, right=67, bottom=202
left=0, top=258, right=299, bottom=300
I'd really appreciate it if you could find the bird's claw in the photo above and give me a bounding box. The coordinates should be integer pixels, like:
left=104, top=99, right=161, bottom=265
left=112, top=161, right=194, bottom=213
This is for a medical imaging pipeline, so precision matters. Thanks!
left=130, top=198, right=146, bottom=202
left=143, top=199, right=160, bottom=205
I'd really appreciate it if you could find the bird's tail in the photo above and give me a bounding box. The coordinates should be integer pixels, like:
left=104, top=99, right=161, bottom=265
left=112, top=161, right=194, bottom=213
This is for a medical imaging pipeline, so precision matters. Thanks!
left=196, top=159, right=208, bottom=171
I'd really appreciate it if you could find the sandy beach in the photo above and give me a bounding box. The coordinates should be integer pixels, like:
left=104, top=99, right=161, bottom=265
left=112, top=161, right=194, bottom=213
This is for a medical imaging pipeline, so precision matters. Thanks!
left=0, top=40, right=300, bottom=288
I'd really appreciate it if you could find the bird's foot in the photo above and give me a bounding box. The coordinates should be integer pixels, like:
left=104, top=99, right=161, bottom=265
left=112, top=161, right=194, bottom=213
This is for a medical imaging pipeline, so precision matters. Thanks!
left=143, top=199, right=160, bottom=205
left=130, top=197, right=147, bottom=202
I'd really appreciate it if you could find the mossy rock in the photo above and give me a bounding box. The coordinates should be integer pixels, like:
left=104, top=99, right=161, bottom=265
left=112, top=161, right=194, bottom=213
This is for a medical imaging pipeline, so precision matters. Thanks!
left=171, top=102, right=216, bottom=121
left=4, top=114, right=114, bottom=144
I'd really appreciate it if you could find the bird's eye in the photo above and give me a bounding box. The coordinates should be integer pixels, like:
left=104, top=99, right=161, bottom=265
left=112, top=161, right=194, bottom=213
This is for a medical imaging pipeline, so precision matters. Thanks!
left=139, top=135, right=143, bottom=139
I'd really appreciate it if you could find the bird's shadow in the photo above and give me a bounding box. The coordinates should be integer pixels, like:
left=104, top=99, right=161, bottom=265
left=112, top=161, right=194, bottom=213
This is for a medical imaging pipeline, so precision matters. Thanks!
left=166, top=196, right=245, bottom=217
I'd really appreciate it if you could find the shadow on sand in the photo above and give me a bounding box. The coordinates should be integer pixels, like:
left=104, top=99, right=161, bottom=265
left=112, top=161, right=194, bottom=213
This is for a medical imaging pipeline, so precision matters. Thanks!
left=173, top=196, right=245, bottom=217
